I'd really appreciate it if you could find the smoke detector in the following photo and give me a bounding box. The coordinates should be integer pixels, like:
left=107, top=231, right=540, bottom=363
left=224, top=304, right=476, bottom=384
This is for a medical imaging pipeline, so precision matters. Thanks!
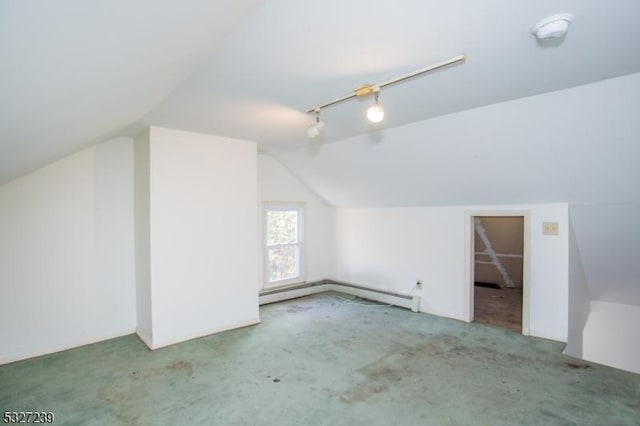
left=531, top=13, right=573, bottom=40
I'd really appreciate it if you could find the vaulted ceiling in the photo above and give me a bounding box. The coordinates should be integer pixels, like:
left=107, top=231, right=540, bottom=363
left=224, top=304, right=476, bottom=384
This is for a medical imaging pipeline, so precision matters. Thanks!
left=2, top=0, right=640, bottom=183
left=0, top=0, right=262, bottom=184
left=2, top=1, right=639, bottom=304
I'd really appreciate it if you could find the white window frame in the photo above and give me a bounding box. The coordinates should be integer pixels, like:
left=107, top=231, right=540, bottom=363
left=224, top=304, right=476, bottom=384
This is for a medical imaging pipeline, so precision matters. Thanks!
left=263, top=202, right=305, bottom=289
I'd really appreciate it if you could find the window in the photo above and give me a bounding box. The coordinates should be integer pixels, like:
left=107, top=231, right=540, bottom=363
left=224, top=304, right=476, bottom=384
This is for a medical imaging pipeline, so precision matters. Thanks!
left=264, top=203, right=304, bottom=287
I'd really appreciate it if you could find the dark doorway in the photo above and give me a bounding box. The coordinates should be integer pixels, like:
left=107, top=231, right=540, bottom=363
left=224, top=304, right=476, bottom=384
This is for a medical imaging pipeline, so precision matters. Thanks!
left=473, top=216, right=524, bottom=332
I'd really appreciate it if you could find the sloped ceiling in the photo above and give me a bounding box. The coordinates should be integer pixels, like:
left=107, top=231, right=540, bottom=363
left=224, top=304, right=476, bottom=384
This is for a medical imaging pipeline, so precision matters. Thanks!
left=2, top=1, right=639, bottom=304
left=275, top=73, right=640, bottom=305
left=275, top=74, right=640, bottom=208
left=3, top=1, right=640, bottom=184
left=0, top=0, right=262, bottom=184
left=141, top=0, right=640, bottom=150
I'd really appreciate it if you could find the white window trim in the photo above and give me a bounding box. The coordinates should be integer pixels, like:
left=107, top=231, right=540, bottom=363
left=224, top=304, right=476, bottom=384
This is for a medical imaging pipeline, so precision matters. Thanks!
left=262, top=202, right=305, bottom=289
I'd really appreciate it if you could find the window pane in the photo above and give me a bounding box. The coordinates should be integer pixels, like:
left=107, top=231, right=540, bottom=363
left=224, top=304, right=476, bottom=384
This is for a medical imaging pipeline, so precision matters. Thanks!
left=267, top=210, right=299, bottom=245
left=268, top=245, right=299, bottom=282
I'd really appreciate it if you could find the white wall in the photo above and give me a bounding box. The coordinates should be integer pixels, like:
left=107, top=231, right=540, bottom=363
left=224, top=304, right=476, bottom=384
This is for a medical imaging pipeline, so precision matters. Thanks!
left=569, top=203, right=640, bottom=304
left=334, top=203, right=569, bottom=342
left=583, top=301, right=640, bottom=374
left=257, top=154, right=335, bottom=289
left=276, top=73, right=640, bottom=306
left=565, top=215, right=590, bottom=358
left=143, top=127, right=259, bottom=349
left=134, top=130, right=153, bottom=345
left=0, top=137, right=136, bottom=364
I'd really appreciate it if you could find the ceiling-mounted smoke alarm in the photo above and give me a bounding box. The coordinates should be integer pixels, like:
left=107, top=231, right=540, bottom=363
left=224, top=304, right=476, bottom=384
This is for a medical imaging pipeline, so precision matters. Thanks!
left=531, top=13, right=573, bottom=40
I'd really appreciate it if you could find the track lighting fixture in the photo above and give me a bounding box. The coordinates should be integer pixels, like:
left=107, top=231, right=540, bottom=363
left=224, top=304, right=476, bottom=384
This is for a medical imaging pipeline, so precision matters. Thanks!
left=304, top=54, right=466, bottom=136
left=306, top=108, right=325, bottom=138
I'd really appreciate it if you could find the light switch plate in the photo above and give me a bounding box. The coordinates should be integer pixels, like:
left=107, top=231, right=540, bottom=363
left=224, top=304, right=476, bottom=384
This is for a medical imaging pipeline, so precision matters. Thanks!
left=543, top=222, right=559, bottom=235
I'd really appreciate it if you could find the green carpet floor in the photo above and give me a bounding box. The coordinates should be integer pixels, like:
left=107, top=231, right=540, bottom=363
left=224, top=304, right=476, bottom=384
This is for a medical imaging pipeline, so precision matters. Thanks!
left=1, top=292, right=639, bottom=425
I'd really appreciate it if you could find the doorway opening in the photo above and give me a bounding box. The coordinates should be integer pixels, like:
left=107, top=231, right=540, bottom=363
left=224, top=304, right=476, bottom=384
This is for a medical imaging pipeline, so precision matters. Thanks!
left=471, top=215, right=525, bottom=332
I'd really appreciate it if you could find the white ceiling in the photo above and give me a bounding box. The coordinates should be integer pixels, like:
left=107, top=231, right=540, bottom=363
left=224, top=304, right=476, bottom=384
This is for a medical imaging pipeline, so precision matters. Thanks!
left=0, top=0, right=262, bottom=183
left=2, top=1, right=639, bottom=306
left=3, top=0, right=640, bottom=184
left=141, top=0, right=640, bottom=150
left=274, top=72, right=640, bottom=305
left=275, top=73, right=640, bottom=208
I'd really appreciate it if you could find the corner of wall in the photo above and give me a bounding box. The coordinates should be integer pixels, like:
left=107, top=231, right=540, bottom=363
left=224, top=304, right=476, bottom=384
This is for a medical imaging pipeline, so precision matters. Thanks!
left=564, top=209, right=591, bottom=358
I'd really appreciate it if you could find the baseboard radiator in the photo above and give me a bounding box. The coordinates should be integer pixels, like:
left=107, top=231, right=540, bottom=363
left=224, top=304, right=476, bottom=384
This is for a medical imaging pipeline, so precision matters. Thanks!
left=259, top=279, right=420, bottom=312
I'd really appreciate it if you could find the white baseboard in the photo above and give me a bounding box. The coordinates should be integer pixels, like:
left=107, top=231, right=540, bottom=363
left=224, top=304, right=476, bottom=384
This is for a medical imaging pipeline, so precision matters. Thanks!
left=0, top=327, right=137, bottom=366
left=324, top=284, right=417, bottom=311
left=529, top=330, right=567, bottom=343
left=135, top=329, right=154, bottom=350
left=259, top=280, right=420, bottom=312
left=149, top=317, right=262, bottom=350
left=259, top=284, right=329, bottom=305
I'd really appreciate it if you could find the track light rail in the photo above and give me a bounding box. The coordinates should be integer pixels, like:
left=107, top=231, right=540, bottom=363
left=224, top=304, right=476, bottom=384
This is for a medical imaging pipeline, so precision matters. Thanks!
left=305, top=54, right=466, bottom=113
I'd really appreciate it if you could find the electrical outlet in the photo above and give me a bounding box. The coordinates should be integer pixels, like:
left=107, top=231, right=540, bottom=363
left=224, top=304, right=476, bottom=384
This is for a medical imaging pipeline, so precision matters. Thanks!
left=543, top=222, right=559, bottom=236
left=416, top=280, right=423, bottom=289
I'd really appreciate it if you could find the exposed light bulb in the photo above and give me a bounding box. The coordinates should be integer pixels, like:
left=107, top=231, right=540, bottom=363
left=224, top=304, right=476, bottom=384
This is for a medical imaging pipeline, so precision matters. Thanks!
left=307, top=126, right=319, bottom=138
left=307, top=120, right=325, bottom=138
left=367, top=104, right=384, bottom=123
